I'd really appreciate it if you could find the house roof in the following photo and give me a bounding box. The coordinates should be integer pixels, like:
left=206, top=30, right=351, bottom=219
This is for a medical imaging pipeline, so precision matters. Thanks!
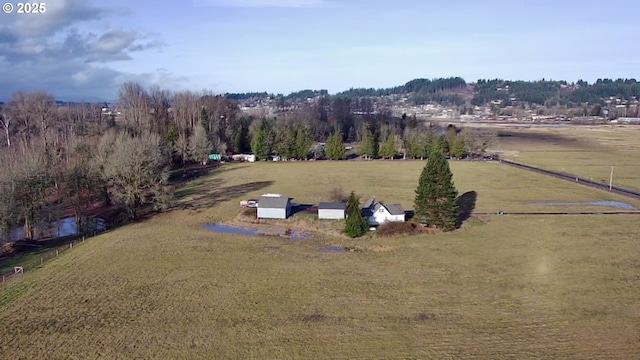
left=370, top=202, right=405, bottom=216
left=362, top=197, right=375, bottom=209
left=386, top=204, right=405, bottom=216
left=318, top=202, right=346, bottom=210
left=258, top=195, right=290, bottom=209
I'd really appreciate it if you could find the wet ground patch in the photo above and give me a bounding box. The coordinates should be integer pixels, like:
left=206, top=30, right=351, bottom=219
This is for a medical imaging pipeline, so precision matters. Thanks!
left=203, top=223, right=311, bottom=240
left=318, top=246, right=346, bottom=253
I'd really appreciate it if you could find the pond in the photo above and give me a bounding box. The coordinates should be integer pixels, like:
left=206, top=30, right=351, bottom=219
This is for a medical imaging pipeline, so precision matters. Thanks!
left=528, top=201, right=635, bottom=210
left=203, top=223, right=311, bottom=240
left=202, top=223, right=259, bottom=236
left=8, top=217, right=106, bottom=242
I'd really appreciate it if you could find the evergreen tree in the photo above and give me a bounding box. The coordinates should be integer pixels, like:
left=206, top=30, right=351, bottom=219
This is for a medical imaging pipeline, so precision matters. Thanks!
left=380, top=134, right=397, bottom=159
left=234, top=121, right=249, bottom=153
left=430, top=135, right=448, bottom=157
left=372, top=131, right=380, bottom=158
left=449, top=136, right=466, bottom=159
left=325, top=131, right=345, bottom=160
left=407, top=133, right=427, bottom=159
left=344, top=191, right=368, bottom=238
left=414, top=148, right=460, bottom=231
left=294, top=127, right=312, bottom=159
left=275, top=127, right=296, bottom=159
left=251, top=120, right=272, bottom=160
left=200, top=108, right=210, bottom=133
left=358, top=124, right=375, bottom=159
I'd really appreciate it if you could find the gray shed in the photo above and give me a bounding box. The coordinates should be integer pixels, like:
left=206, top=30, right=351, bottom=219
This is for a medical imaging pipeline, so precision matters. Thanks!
left=318, top=202, right=346, bottom=220
left=257, top=195, right=292, bottom=219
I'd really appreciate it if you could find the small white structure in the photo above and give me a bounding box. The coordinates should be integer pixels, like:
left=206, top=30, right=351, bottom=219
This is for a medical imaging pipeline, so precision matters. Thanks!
left=231, top=154, right=256, bottom=162
left=318, top=202, right=346, bottom=220
left=257, top=194, right=292, bottom=219
left=362, top=198, right=405, bottom=226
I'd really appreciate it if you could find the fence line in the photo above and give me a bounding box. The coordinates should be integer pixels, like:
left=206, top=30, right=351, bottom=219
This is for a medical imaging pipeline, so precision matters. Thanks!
left=0, top=231, right=103, bottom=287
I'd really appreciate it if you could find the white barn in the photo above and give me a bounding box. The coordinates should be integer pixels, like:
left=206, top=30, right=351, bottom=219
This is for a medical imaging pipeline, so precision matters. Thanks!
left=362, top=198, right=405, bottom=226
left=318, top=202, right=346, bottom=220
left=257, top=194, right=292, bottom=219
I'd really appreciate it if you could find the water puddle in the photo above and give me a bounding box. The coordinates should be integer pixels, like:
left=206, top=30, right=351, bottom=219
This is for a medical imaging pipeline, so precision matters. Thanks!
left=318, top=246, right=346, bottom=253
left=528, top=201, right=635, bottom=210
left=202, top=223, right=259, bottom=236
left=203, top=223, right=311, bottom=240
left=290, top=230, right=311, bottom=241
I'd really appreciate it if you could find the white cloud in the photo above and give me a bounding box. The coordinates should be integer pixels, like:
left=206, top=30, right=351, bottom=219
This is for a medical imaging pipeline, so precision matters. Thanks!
left=0, top=0, right=179, bottom=101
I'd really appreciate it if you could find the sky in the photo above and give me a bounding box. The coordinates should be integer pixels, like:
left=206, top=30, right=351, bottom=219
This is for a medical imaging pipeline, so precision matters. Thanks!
left=0, top=0, right=639, bottom=101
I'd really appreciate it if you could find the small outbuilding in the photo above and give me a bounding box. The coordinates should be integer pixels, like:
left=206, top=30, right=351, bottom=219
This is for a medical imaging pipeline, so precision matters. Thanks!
left=318, top=202, right=346, bottom=220
left=257, top=194, right=292, bottom=219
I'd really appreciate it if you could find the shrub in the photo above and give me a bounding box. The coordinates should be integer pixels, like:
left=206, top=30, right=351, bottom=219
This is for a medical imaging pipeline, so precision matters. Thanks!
left=376, top=222, right=417, bottom=237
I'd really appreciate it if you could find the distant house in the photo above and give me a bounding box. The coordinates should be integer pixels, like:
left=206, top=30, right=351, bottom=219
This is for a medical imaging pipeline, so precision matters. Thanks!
left=231, top=154, right=256, bottom=162
left=318, top=202, right=346, bottom=220
left=362, top=198, right=405, bottom=225
left=257, top=194, right=292, bottom=219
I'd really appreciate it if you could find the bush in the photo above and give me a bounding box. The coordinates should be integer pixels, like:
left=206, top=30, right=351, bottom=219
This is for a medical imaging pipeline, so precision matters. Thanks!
left=376, top=222, right=417, bottom=237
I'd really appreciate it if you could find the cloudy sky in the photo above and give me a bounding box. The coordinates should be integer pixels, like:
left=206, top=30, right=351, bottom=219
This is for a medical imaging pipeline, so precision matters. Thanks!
left=0, top=0, right=638, bottom=101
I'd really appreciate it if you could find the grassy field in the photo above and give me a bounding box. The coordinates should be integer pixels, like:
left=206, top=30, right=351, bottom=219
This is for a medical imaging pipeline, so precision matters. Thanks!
left=1, top=161, right=640, bottom=359
left=492, top=125, right=640, bottom=191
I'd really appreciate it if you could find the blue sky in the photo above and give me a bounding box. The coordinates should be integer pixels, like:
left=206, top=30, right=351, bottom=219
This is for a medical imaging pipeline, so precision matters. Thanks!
left=0, top=0, right=638, bottom=101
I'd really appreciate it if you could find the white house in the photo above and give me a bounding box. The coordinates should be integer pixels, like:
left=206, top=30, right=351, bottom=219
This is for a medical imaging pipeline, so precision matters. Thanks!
left=362, top=198, right=405, bottom=226
left=317, top=202, right=346, bottom=220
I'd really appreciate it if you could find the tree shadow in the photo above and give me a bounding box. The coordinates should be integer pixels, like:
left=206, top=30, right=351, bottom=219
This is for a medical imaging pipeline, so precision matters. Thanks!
left=169, top=163, right=250, bottom=183
left=455, top=191, right=477, bottom=228
left=176, top=180, right=274, bottom=213
left=290, top=204, right=315, bottom=216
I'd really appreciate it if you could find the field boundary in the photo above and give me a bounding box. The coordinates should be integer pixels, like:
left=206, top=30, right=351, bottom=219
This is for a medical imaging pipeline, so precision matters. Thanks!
left=496, top=159, right=640, bottom=200
left=0, top=230, right=104, bottom=287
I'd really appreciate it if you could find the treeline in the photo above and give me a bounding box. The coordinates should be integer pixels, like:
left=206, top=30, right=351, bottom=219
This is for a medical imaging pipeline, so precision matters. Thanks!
left=353, top=122, right=494, bottom=161
left=334, top=77, right=467, bottom=102
left=472, top=78, right=640, bottom=108
left=228, top=77, right=468, bottom=105
left=224, top=77, right=639, bottom=111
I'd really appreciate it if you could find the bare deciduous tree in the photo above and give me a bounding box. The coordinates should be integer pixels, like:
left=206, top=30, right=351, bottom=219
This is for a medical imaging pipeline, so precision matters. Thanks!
left=118, top=82, right=151, bottom=131
left=189, top=125, right=212, bottom=165
left=5, top=139, right=52, bottom=239
left=0, top=105, right=11, bottom=147
left=63, top=138, right=101, bottom=232
left=102, top=131, right=172, bottom=220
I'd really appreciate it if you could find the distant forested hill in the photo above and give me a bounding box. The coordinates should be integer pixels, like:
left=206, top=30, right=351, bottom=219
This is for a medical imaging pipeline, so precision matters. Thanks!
left=226, top=77, right=640, bottom=108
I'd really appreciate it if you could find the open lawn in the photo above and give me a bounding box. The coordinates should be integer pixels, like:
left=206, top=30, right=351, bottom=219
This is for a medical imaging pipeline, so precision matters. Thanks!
left=492, top=125, right=640, bottom=191
left=1, top=161, right=640, bottom=359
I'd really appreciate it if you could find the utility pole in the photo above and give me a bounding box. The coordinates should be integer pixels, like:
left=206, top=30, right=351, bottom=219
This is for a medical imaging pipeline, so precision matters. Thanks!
left=609, top=166, right=614, bottom=191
